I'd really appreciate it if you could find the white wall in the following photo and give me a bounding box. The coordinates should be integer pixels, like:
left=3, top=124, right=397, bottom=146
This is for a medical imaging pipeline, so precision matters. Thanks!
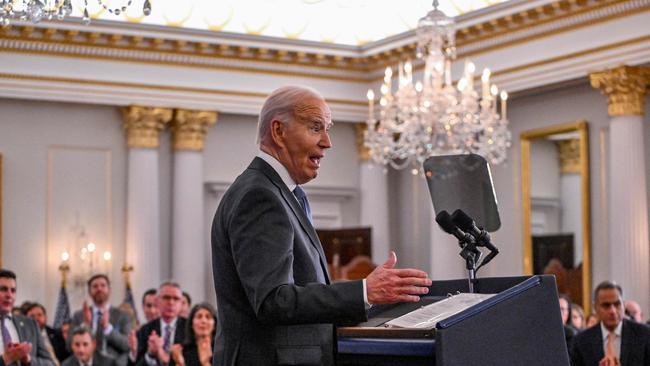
left=0, top=98, right=127, bottom=316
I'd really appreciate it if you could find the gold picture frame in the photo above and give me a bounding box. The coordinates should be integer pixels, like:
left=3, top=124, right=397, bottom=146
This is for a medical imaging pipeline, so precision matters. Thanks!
left=521, top=120, right=591, bottom=313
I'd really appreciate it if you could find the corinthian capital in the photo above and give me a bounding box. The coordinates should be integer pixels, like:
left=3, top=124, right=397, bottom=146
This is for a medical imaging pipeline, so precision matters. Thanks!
left=590, top=66, right=649, bottom=116
left=172, top=109, right=218, bottom=151
left=122, top=106, right=173, bottom=148
left=354, top=123, right=372, bottom=162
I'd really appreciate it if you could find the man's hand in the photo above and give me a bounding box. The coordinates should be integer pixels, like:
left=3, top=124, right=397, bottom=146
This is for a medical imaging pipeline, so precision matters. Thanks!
left=3, top=343, right=32, bottom=365
left=170, top=344, right=185, bottom=366
left=82, top=301, right=92, bottom=326
left=128, top=330, right=138, bottom=358
left=366, top=251, right=432, bottom=304
left=99, top=309, right=109, bottom=328
left=598, top=355, right=620, bottom=366
left=146, top=331, right=163, bottom=358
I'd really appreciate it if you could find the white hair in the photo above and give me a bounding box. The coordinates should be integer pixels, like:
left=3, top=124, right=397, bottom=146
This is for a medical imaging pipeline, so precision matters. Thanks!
left=256, top=85, right=324, bottom=146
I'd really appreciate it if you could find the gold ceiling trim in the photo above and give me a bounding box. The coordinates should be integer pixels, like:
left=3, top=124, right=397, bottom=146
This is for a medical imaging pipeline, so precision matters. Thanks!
left=0, top=0, right=645, bottom=77
left=0, top=72, right=367, bottom=107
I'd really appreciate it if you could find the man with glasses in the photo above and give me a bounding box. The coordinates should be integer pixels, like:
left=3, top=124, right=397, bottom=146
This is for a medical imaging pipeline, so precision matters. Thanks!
left=130, top=282, right=186, bottom=366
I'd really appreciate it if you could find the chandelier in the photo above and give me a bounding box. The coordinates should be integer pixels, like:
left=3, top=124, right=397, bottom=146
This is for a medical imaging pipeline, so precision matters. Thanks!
left=364, top=0, right=511, bottom=173
left=0, top=0, right=151, bottom=26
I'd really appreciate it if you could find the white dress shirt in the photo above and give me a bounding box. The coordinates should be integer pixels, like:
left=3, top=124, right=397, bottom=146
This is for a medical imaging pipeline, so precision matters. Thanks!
left=0, top=314, right=21, bottom=355
left=600, top=321, right=622, bottom=359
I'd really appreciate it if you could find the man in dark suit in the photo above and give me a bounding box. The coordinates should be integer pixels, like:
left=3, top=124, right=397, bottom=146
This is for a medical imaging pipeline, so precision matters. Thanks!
left=26, top=302, right=71, bottom=364
left=570, top=281, right=650, bottom=366
left=0, top=269, right=55, bottom=366
left=62, top=327, right=116, bottom=366
left=211, top=85, right=433, bottom=366
left=130, top=282, right=186, bottom=366
left=70, top=275, right=131, bottom=366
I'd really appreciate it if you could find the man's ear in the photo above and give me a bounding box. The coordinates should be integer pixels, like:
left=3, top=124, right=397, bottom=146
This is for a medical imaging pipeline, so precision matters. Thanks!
left=270, top=119, right=286, bottom=148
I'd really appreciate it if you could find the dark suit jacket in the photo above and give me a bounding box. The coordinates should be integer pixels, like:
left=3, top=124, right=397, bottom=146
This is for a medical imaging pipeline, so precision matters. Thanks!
left=211, top=157, right=367, bottom=366
left=168, top=342, right=213, bottom=366
left=570, top=319, right=650, bottom=366
left=70, top=306, right=132, bottom=366
left=133, top=317, right=187, bottom=366
left=61, top=352, right=117, bottom=366
left=46, top=326, right=71, bottom=362
left=0, top=315, right=55, bottom=366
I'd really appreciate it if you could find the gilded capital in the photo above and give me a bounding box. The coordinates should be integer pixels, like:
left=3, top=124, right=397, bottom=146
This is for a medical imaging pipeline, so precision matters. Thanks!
left=122, top=106, right=173, bottom=148
left=589, top=66, right=649, bottom=116
left=555, top=139, right=580, bottom=175
left=172, top=109, right=218, bottom=151
left=354, top=123, right=372, bottom=162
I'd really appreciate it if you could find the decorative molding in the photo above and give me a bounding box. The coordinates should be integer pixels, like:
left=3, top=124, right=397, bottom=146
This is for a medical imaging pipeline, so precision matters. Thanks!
left=556, top=139, right=581, bottom=174
left=121, top=105, right=173, bottom=148
left=589, top=65, right=649, bottom=116
left=172, top=109, right=218, bottom=151
left=354, top=123, right=371, bottom=162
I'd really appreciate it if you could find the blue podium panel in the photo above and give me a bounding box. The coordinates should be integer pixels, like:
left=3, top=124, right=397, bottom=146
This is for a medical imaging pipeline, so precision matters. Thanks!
left=337, top=276, right=570, bottom=366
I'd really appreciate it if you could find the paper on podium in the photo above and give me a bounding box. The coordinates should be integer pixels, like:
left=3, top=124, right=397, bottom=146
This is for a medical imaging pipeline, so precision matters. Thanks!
left=385, top=293, right=495, bottom=329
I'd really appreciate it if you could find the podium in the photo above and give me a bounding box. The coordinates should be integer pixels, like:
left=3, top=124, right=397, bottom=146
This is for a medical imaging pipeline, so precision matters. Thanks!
left=337, top=275, right=569, bottom=366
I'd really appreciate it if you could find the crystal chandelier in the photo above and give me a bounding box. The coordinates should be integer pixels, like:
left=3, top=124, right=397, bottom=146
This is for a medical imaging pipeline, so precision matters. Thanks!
left=364, top=0, right=511, bottom=173
left=0, top=0, right=151, bottom=26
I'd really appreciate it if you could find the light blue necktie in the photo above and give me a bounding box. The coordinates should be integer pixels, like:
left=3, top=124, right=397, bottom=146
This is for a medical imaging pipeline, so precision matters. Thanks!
left=293, top=186, right=313, bottom=224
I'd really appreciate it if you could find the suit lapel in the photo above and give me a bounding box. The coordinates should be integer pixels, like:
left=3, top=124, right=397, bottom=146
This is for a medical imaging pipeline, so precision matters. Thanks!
left=249, top=157, right=331, bottom=284
left=173, top=318, right=184, bottom=343
left=12, top=316, right=27, bottom=342
left=619, top=320, right=632, bottom=364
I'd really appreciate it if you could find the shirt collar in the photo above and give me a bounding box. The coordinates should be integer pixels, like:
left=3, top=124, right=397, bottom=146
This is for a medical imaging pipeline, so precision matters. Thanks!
left=161, top=317, right=178, bottom=329
left=600, top=320, right=623, bottom=341
left=92, top=304, right=110, bottom=313
left=257, top=151, right=297, bottom=192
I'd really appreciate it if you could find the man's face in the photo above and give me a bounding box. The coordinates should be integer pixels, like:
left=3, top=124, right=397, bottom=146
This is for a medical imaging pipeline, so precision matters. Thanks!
left=71, top=332, right=95, bottom=363
left=27, top=306, right=47, bottom=329
left=0, top=277, right=17, bottom=315
left=559, top=298, right=570, bottom=324
left=88, top=277, right=110, bottom=305
left=180, top=296, right=190, bottom=318
left=595, top=288, right=624, bottom=331
left=158, top=285, right=182, bottom=321
left=142, top=294, right=159, bottom=322
left=275, top=98, right=332, bottom=185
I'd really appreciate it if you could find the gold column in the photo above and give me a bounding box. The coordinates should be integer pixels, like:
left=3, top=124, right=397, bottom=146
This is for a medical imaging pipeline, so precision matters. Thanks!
left=122, top=106, right=173, bottom=148
left=589, top=65, right=650, bottom=116
left=171, top=109, right=218, bottom=151
left=354, top=123, right=371, bottom=162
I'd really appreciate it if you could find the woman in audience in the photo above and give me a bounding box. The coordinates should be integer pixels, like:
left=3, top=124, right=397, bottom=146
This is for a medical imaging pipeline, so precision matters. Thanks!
left=170, top=302, right=217, bottom=366
left=570, top=303, right=585, bottom=330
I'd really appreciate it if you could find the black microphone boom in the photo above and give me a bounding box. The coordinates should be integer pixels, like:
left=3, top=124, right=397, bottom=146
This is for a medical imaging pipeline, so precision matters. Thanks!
left=451, top=209, right=499, bottom=253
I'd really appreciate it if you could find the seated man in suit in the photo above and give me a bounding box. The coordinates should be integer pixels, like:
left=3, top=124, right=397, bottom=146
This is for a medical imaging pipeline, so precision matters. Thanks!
left=70, top=275, right=132, bottom=366
left=130, top=282, right=186, bottom=366
left=63, top=327, right=116, bottom=366
left=0, top=269, right=55, bottom=366
left=26, top=302, right=71, bottom=365
left=211, top=85, right=433, bottom=365
left=570, top=281, right=650, bottom=366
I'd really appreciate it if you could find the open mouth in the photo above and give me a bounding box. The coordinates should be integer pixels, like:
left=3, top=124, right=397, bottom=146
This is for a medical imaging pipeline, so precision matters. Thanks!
left=309, top=155, right=322, bottom=167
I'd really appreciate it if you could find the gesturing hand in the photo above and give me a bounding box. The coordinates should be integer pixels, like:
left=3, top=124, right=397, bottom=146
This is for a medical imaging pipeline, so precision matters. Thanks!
left=365, top=251, right=432, bottom=305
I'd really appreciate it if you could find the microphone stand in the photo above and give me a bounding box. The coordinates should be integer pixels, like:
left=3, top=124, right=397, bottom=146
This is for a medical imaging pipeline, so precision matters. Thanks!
left=458, top=241, right=481, bottom=293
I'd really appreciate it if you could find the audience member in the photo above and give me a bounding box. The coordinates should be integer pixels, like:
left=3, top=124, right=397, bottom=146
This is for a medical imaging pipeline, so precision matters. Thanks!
left=0, top=269, right=55, bottom=366
left=570, top=281, right=650, bottom=366
left=26, top=302, right=71, bottom=364
left=170, top=303, right=216, bottom=366
left=571, top=303, right=585, bottom=331
left=586, top=313, right=599, bottom=329
left=141, top=289, right=159, bottom=323
left=63, top=327, right=116, bottom=366
left=131, top=282, right=187, bottom=366
left=559, top=294, right=578, bottom=345
left=624, top=300, right=644, bottom=323
left=179, top=293, right=191, bottom=319
left=70, top=274, right=132, bottom=366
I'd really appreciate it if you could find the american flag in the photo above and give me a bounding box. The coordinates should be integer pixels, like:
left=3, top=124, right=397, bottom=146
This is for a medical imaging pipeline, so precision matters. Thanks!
left=52, top=286, right=71, bottom=329
left=121, top=282, right=139, bottom=326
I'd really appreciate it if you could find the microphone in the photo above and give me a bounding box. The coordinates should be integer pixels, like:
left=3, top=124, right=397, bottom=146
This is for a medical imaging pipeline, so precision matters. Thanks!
left=435, top=211, right=475, bottom=247
left=451, top=209, right=499, bottom=253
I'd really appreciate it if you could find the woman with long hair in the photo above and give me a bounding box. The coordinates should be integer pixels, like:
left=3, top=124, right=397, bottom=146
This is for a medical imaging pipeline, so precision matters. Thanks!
left=170, top=302, right=217, bottom=366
